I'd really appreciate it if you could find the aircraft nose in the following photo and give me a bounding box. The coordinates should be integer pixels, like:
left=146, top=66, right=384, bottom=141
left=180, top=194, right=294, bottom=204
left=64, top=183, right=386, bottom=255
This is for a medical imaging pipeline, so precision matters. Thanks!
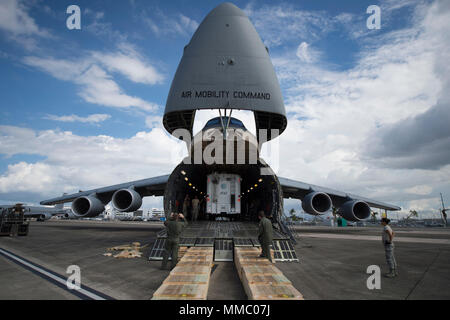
left=163, top=2, right=287, bottom=141
left=206, top=2, right=247, bottom=17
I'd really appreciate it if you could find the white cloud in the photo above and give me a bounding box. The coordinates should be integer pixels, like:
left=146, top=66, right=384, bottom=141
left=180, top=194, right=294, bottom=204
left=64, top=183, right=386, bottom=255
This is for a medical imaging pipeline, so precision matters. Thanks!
left=83, top=8, right=129, bottom=42
left=180, top=14, right=199, bottom=32
left=23, top=44, right=164, bottom=111
left=91, top=43, right=165, bottom=85
left=0, top=0, right=52, bottom=50
left=143, top=11, right=199, bottom=37
left=0, top=0, right=49, bottom=37
left=44, top=114, right=111, bottom=124
left=0, top=125, right=186, bottom=199
left=77, top=64, right=157, bottom=111
left=244, top=3, right=334, bottom=47
left=0, top=162, right=55, bottom=193
left=295, top=42, right=319, bottom=63
left=405, top=185, right=433, bottom=196
left=145, top=115, right=163, bottom=128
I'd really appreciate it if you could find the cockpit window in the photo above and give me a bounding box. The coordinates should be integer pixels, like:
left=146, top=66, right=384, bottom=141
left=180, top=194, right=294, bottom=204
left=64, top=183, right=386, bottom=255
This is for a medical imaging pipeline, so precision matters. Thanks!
left=206, top=118, right=220, bottom=126
left=204, top=117, right=245, bottom=130
left=230, top=118, right=244, bottom=127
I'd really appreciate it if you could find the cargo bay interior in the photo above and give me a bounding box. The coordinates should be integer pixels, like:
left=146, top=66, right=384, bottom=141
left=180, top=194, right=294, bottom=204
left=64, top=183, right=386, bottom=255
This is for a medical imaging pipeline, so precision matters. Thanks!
left=163, top=161, right=282, bottom=223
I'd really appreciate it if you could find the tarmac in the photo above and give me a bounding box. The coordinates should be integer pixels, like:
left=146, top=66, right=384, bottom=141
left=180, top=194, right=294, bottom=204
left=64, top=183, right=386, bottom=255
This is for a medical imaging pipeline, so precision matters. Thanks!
left=0, top=220, right=449, bottom=300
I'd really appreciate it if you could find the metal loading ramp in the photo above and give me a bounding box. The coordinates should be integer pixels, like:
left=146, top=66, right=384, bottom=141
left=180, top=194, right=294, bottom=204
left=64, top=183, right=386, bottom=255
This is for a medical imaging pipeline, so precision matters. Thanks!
left=149, top=238, right=298, bottom=262
left=149, top=221, right=299, bottom=262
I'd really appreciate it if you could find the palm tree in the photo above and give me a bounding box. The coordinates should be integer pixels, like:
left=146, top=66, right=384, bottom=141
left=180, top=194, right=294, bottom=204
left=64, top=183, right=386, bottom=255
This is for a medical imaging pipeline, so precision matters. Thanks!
left=371, top=211, right=378, bottom=221
left=406, top=210, right=418, bottom=220
left=331, top=206, right=339, bottom=225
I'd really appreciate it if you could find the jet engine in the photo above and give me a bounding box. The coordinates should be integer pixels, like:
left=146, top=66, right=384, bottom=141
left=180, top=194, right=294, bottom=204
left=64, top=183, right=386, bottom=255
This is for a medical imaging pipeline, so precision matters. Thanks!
left=301, top=192, right=332, bottom=215
left=72, top=195, right=105, bottom=217
left=338, top=200, right=371, bottom=221
left=112, top=188, right=142, bottom=212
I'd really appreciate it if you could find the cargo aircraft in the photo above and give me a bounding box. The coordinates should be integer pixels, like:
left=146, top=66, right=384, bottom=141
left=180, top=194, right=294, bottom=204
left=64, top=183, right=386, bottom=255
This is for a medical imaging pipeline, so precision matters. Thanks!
left=0, top=202, right=71, bottom=221
left=41, top=3, right=400, bottom=234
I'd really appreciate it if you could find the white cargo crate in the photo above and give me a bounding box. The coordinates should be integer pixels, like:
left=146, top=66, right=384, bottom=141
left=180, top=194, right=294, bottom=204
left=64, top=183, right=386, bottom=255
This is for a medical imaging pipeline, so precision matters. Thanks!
left=206, top=173, right=241, bottom=215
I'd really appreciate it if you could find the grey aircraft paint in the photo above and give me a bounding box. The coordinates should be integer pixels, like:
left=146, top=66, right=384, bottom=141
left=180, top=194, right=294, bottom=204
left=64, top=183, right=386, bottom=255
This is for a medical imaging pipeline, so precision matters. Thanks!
left=163, top=2, right=287, bottom=140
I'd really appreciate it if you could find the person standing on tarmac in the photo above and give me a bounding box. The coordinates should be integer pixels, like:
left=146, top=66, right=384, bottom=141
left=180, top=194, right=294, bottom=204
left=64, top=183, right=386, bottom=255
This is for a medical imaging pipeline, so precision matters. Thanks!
left=381, top=217, right=398, bottom=278
left=161, top=213, right=188, bottom=270
left=258, top=211, right=273, bottom=263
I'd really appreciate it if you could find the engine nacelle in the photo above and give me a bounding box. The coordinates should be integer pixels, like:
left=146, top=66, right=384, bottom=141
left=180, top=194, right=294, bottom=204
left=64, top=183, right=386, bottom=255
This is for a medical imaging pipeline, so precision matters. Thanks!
left=302, top=192, right=332, bottom=215
left=338, top=200, right=371, bottom=222
left=112, top=188, right=142, bottom=212
left=72, top=196, right=105, bottom=218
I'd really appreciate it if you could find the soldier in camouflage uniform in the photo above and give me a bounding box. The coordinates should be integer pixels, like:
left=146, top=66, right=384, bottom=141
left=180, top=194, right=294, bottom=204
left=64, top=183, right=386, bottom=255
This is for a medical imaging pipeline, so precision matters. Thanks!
left=381, top=218, right=398, bottom=278
left=258, top=211, right=273, bottom=262
left=161, top=213, right=188, bottom=270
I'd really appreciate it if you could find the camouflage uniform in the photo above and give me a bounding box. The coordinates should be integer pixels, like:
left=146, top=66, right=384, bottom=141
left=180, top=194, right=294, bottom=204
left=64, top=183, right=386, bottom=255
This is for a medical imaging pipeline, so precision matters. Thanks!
left=161, top=216, right=187, bottom=270
left=258, top=216, right=273, bottom=262
left=383, top=225, right=398, bottom=276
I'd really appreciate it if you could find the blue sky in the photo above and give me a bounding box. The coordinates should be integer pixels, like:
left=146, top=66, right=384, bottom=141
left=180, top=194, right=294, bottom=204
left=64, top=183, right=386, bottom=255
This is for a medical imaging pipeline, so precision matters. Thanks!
left=1, top=0, right=449, bottom=219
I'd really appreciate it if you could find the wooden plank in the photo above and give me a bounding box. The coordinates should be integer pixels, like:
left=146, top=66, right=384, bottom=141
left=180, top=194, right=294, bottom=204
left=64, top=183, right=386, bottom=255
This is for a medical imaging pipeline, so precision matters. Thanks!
left=163, top=274, right=209, bottom=285
left=180, top=257, right=213, bottom=264
left=177, top=261, right=212, bottom=267
left=189, top=247, right=214, bottom=253
left=151, top=284, right=209, bottom=300
left=235, top=252, right=272, bottom=272
left=235, top=247, right=275, bottom=261
left=170, top=265, right=211, bottom=275
left=180, top=254, right=213, bottom=261
left=241, top=265, right=283, bottom=275
left=247, top=284, right=303, bottom=300
left=245, top=273, right=292, bottom=286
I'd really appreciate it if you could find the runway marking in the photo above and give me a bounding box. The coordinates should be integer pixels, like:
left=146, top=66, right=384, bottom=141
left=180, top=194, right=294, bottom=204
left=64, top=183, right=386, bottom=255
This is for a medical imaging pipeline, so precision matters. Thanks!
left=0, top=247, right=114, bottom=300
left=298, top=233, right=450, bottom=245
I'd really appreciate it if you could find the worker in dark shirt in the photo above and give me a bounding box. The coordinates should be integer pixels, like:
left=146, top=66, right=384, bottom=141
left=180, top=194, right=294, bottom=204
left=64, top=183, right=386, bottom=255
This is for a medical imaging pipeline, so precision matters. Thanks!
left=161, top=213, right=187, bottom=270
left=258, top=210, right=273, bottom=262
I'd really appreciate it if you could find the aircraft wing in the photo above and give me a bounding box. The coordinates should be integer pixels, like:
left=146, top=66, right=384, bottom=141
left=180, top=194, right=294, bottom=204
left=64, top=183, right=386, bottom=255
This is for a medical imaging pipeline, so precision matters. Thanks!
left=40, top=174, right=170, bottom=205
left=278, top=176, right=400, bottom=211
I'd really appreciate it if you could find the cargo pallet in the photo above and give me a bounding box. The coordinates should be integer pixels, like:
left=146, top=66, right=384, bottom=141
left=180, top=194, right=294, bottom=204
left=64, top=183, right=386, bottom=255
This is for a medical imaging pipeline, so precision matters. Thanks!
left=234, top=247, right=303, bottom=300
left=152, top=247, right=214, bottom=300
